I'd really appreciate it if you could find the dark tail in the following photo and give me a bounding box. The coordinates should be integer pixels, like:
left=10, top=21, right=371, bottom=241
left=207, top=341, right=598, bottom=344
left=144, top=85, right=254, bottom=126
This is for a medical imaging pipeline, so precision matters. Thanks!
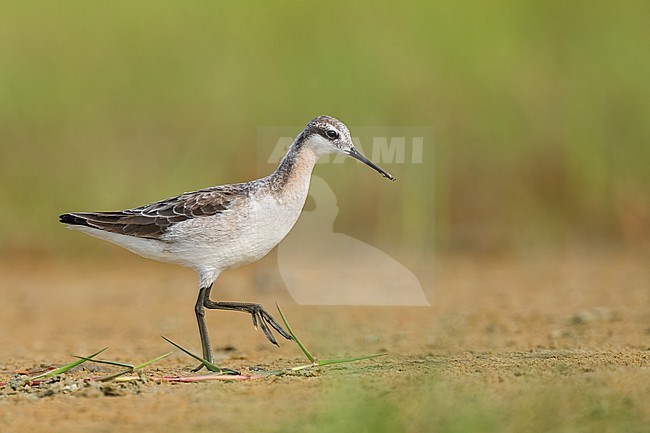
left=59, top=213, right=91, bottom=227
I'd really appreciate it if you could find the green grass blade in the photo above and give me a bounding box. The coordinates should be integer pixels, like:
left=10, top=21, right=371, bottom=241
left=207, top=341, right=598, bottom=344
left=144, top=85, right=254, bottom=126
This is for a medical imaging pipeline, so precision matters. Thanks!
left=29, top=348, right=108, bottom=380
left=74, top=357, right=133, bottom=369
left=161, top=336, right=239, bottom=375
left=288, top=363, right=317, bottom=371
left=276, top=303, right=315, bottom=363
left=96, top=369, right=133, bottom=382
left=287, top=354, right=387, bottom=371
left=134, top=351, right=172, bottom=370
left=96, top=352, right=173, bottom=382
left=316, top=353, right=388, bottom=366
left=77, top=352, right=171, bottom=371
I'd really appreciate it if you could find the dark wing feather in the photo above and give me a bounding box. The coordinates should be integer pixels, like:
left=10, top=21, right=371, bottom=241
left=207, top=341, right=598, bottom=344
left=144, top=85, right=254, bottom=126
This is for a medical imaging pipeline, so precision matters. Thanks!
left=59, top=186, right=240, bottom=239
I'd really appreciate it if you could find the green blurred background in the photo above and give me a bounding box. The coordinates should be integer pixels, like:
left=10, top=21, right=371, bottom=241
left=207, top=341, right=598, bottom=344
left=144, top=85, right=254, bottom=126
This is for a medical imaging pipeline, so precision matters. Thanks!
left=1, top=0, right=649, bottom=255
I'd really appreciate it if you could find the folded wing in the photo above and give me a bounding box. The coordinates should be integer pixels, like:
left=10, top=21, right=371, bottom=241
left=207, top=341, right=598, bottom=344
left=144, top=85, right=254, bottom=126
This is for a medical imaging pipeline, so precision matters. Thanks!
left=59, top=186, right=239, bottom=239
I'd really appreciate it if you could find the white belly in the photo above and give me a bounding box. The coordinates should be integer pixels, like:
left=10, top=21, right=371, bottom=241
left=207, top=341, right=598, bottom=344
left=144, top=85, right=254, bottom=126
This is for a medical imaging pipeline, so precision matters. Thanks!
left=159, top=188, right=307, bottom=272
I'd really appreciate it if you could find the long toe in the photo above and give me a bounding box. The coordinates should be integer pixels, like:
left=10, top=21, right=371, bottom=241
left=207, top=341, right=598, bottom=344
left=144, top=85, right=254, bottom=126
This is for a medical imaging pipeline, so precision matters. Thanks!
left=258, top=307, right=293, bottom=341
left=261, top=322, right=280, bottom=346
left=266, top=317, right=292, bottom=341
left=254, top=310, right=280, bottom=346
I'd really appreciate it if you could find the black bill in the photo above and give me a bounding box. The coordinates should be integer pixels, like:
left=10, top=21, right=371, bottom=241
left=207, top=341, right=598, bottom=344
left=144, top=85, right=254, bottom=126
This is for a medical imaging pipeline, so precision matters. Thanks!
left=347, top=147, right=396, bottom=181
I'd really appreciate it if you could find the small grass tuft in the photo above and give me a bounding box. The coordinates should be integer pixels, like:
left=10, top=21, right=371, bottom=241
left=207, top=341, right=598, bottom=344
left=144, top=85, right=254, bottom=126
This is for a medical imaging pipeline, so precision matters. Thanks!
left=29, top=348, right=108, bottom=381
left=76, top=351, right=173, bottom=382
left=161, top=336, right=240, bottom=375
left=275, top=304, right=387, bottom=370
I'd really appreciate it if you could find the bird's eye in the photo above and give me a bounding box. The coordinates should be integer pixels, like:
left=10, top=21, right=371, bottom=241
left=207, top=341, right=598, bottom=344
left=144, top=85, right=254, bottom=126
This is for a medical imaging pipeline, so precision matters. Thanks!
left=325, top=129, right=340, bottom=140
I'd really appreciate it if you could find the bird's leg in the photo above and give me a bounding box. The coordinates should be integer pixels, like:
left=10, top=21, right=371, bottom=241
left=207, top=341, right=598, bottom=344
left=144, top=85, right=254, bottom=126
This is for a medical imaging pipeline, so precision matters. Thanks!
left=202, top=285, right=292, bottom=346
left=192, top=284, right=214, bottom=372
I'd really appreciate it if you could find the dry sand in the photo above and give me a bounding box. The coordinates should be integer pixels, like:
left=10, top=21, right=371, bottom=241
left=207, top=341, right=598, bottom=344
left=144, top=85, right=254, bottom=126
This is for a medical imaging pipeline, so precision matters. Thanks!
left=1, top=248, right=648, bottom=432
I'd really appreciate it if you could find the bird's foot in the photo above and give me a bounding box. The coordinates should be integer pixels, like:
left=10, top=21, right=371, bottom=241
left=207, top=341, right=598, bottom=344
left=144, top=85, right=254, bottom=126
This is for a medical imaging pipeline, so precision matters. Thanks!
left=202, top=300, right=293, bottom=347
left=248, top=304, right=293, bottom=346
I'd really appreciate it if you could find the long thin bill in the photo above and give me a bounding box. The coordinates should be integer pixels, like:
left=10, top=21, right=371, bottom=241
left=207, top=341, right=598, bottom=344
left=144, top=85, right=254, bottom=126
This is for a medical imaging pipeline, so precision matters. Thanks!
left=347, top=148, right=396, bottom=181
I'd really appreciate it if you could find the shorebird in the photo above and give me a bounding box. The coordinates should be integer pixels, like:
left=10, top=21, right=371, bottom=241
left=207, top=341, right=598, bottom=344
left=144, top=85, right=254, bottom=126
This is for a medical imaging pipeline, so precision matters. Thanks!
left=59, top=115, right=395, bottom=368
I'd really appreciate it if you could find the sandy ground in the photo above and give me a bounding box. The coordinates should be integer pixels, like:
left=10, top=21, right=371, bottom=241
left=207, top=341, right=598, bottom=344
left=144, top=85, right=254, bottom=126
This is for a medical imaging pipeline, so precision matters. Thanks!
left=0, top=247, right=648, bottom=432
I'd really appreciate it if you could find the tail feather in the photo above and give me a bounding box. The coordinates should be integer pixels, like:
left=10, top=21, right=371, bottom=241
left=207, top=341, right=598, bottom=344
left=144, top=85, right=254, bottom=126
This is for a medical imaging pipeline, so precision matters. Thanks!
left=59, top=213, right=91, bottom=227
left=59, top=211, right=165, bottom=239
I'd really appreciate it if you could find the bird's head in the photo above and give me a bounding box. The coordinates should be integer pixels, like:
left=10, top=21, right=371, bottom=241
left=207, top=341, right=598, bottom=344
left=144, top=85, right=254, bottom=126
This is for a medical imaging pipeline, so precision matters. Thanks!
left=299, top=115, right=396, bottom=181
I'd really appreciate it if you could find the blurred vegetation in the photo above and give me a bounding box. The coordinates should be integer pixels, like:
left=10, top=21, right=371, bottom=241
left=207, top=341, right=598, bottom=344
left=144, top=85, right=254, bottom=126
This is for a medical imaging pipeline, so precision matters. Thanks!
left=280, top=372, right=649, bottom=433
left=1, top=0, right=648, bottom=254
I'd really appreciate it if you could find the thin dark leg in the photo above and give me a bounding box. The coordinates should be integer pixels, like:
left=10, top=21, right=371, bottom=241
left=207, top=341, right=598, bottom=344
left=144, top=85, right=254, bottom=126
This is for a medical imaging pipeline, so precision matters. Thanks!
left=202, top=285, right=292, bottom=346
left=193, top=284, right=213, bottom=372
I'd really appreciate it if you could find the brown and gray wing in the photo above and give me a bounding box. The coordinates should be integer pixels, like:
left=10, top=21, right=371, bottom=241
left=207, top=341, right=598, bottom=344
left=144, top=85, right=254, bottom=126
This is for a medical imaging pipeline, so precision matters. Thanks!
left=59, top=187, right=238, bottom=239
